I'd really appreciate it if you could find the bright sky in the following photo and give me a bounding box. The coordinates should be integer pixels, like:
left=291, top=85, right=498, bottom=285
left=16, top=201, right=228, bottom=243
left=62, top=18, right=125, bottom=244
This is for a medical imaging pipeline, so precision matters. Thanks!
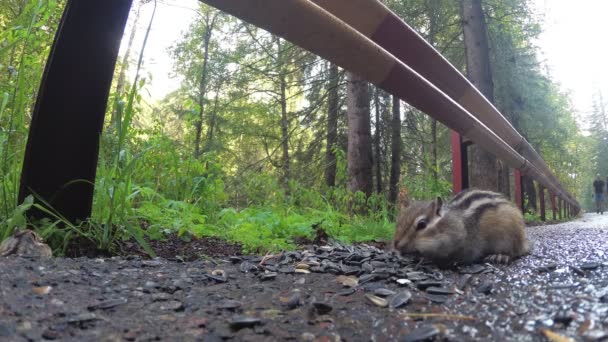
left=533, top=0, right=608, bottom=123
left=123, top=0, right=608, bottom=126
left=119, top=0, right=199, bottom=101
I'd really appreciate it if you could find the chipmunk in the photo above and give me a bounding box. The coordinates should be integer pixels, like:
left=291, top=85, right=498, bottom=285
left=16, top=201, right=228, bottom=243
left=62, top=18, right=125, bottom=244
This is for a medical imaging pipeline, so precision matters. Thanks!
left=0, top=229, right=52, bottom=258
left=393, top=189, right=529, bottom=265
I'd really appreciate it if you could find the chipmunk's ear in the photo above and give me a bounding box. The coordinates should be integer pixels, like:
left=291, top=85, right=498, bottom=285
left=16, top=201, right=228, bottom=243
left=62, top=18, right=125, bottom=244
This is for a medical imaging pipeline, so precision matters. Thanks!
left=434, top=197, right=443, bottom=216
left=398, top=188, right=411, bottom=209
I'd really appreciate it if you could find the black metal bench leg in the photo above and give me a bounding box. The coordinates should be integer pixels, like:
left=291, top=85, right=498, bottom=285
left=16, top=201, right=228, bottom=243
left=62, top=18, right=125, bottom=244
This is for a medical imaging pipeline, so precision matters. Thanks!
left=19, top=0, right=133, bottom=223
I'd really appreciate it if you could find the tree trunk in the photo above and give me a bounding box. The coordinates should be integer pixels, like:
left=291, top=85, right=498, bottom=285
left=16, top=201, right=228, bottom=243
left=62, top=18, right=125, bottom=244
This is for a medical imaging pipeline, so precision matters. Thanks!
left=278, top=39, right=291, bottom=188
left=426, top=0, right=439, bottom=183
left=346, top=72, right=373, bottom=197
left=194, top=13, right=217, bottom=158
left=461, top=0, right=499, bottom=191
left=112, top=2, right=141, bottom=127
left=204, top=83, right=221, bottom=152
left=431, top=119, right=438, bottom=181
left=524, top=176, right=537, bottom=212
left=374, top=88, right=382, bottom=193
left=279, top=68, right=290, bottom=186
left=388, top=96, right=401, bottom=205
left=405, top=109, right=418, bottom=177
left=325, top=63, right=339, bottom=187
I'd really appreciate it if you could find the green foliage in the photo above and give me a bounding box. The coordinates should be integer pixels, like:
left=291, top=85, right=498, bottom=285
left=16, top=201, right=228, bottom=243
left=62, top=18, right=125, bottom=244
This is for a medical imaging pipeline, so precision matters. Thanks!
left=214, top=207, right=311, bottom=252
left=400, top=168, right=452, bottom=201
left=136, top=198, right=209, bottom=240
left=0, top=0, right=63, bottom=239
left=523, top=210, right=540, bottom=224
left=0, top=195, right=33, bottom=241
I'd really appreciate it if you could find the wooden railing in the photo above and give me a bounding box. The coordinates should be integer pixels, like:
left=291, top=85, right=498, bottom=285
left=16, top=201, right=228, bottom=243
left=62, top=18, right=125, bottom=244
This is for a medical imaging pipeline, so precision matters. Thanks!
left=311, top=0, right=579, bottom=219
left=197, top=0, right=580, bottom=219
left=18, top=0, right=579, bottom=223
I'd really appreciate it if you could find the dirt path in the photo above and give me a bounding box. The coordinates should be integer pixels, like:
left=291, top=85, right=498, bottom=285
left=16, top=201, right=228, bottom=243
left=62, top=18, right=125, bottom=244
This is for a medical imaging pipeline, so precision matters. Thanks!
left=0, top=214, right=607, bottom=341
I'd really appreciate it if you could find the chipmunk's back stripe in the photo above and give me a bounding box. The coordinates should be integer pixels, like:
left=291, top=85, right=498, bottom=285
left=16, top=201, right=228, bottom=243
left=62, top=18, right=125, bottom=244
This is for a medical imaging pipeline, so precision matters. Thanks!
left=450, top=189, right=471, bottom=204
left=450, top=190, right=504, bottom=210
left=462, top=195, right=510, bottom=219
left=464, top=201, right=500, bottom=227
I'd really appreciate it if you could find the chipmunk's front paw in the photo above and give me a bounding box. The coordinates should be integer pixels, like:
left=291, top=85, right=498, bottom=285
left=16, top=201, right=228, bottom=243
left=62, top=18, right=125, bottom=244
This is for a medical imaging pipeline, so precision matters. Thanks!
left=484, top=254, right=510, bottom=264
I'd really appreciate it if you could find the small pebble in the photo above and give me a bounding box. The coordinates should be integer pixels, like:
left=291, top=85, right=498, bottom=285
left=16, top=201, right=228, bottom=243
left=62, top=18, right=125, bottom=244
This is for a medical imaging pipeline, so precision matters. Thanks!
left=476, top=280, right=493, bottom=295
left=373, top=288, right=396, bottom=297
left=218, top=300, right=242, bottom=310
left=229, top=316, right=262, bottom=330
left=335, top=288, right=356, bottom=296
left=425, top=287, right=454, bottom=295
left=396, top=278, right=411, bottom=286
left=285, top=292, right=301, bottom=310
left=536, top=263, right=558, bottom=273
left=416, top=280, right=443, bottom=290
left=389, top=291, right=412, bottom=309
left=424, top=294, right=448, bottom=303
left=400, top=325, right=440, bottom=342
left=580, top=262, right=600, bottom=270
left=312, top=302, right=333, bottom=315
left=365, top=294, right=388, bottom=308
left=460, top=264, right=486, bottom=274
left=259, top=272, right=277, bottom=281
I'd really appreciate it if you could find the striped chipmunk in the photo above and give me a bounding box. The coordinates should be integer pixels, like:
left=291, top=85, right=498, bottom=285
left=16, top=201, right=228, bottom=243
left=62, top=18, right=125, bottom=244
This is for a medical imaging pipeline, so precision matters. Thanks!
left=393, top=189, right=530, bottom=265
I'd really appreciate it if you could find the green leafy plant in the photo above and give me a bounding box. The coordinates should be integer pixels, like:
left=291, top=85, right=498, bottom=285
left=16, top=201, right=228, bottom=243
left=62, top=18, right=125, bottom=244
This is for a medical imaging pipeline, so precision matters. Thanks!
left=0, top=0, right=63, bottom=241
left=0, top=195, right=33, bottom=241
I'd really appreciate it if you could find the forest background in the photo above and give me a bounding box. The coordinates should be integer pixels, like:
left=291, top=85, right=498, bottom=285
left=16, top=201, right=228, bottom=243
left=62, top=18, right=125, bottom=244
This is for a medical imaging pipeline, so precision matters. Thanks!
left=0, top=0, right=606, bottom=256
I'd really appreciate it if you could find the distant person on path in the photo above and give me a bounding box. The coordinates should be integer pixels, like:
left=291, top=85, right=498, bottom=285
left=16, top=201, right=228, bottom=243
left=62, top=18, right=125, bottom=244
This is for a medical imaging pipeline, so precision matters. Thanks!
left=593, top=175, right=605, bottom=214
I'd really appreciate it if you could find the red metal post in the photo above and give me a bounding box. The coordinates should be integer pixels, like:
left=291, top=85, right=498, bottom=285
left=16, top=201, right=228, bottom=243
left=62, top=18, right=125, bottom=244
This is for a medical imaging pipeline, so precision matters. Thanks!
left=539, top=184, right=545, bottom=221
left=451, top=130, right=469, bottom=193
left=514, top=169, right=523, bottom=212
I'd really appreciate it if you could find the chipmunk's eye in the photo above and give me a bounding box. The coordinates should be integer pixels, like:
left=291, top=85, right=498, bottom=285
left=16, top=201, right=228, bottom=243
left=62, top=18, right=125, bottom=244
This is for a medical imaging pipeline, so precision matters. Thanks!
left=416, top=219, right=427, bottom=230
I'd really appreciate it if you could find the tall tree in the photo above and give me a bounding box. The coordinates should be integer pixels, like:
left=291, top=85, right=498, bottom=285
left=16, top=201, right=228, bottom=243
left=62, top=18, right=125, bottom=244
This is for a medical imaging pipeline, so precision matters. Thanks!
left=374, top=88, right=383, bottom=193
left=276, top=37, right=291, bottom=187
left=424, top=0, right=441, bottom=182
left=112, top=0, right=145, bottom=128
left=346, top=72, right=373, bottom=196
left=194, top=9, right=220, bottom=159
left=388, top=96, right=401, bottom=204
left=373, top=0, right=387, bottom=195
left=461, top=0, right=499, bottom=192
left=588, top=90, right=608, bottom=176
left=325, top=63, right=340, bottom=187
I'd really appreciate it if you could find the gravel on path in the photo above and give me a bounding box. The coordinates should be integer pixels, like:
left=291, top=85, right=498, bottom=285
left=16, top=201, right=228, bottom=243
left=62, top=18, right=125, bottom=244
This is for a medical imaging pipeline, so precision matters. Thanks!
left=0, top=214, right=607, bottom=341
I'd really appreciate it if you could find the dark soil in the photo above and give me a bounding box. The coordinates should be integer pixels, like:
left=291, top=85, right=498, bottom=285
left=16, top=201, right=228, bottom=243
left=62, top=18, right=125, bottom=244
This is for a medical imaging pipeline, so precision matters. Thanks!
left=63, top=237, right=113, bottom=259
left=1, top=213, right=607, bottom=341
left=63, top=234, right=243, bottom=261
left=133, top=235, right=243, bottom=261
